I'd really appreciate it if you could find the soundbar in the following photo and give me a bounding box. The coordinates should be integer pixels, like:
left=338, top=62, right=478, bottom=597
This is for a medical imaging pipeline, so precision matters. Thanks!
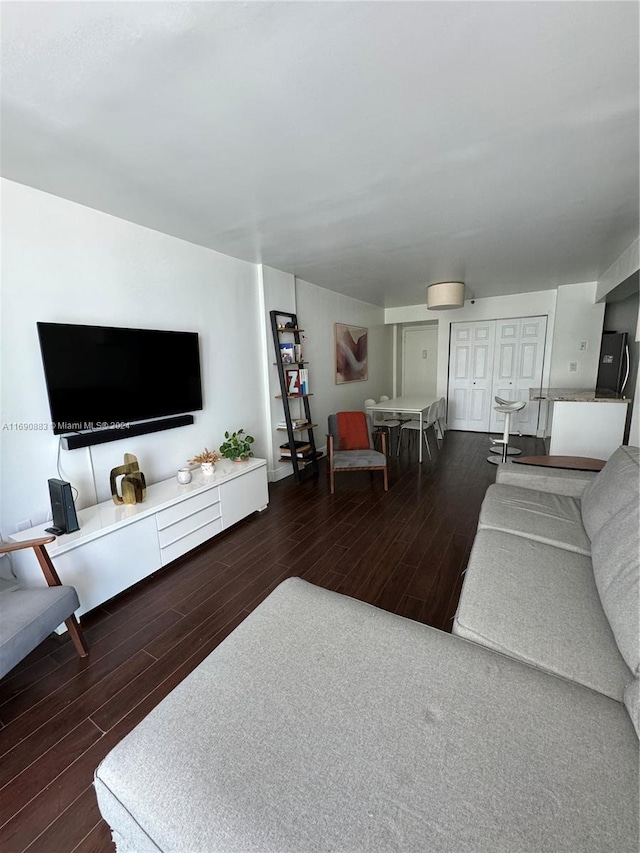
left=60, top=415, right=194, bottom=450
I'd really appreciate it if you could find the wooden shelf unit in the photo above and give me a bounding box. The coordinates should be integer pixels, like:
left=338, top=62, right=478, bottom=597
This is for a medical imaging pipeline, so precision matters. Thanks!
left=270, top=310, right=320, bottom=483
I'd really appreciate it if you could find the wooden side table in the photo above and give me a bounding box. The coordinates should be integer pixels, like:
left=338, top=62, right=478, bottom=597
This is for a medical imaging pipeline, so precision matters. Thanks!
left=511, top=455, right=606, bottom=472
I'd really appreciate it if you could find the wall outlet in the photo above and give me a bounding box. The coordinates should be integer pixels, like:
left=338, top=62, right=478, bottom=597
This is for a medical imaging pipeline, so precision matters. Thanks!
left=16, top=519, right=32, bottom=532
left=422, top=350, right=428, bottom=359
left=569, top=361, right=578, bottom=372
left=579, top=341, right=588, bottom=351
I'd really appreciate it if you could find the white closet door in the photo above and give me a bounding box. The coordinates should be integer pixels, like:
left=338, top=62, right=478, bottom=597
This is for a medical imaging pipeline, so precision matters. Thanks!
left=448, top=321, right=496, bottom=431
left=489, top=316, right=547, bottom=435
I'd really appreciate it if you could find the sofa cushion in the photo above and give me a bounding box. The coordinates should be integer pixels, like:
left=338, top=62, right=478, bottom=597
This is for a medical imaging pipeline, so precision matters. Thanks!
left=94, top=578, right=639, bottom=853
left=478, top=483, right=591, bottom=554
left=453, top=529, right=632, bottom=699
left=591, top=497, right=640, bottom=675
left=495, top=462, right=596, bottom=497
left=332, top=449, right=387, bottom=468
left=624, top=678, right=640, bottom=739
left=580, top=445, right=639, bottom=540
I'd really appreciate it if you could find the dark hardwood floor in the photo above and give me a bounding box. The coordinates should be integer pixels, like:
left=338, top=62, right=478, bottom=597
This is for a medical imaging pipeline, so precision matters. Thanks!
left=0, top=430, right=543, bottom=852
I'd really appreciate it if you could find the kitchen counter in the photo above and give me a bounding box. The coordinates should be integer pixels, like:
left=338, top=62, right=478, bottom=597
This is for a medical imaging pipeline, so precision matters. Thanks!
left=530, top=387, right=631, bottom=403
left=534, top=390, right=630, bottom=459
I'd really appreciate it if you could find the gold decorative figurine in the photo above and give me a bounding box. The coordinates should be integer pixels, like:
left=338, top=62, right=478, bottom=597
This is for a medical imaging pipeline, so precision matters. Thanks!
left=110, top=453, right=147, bottom=505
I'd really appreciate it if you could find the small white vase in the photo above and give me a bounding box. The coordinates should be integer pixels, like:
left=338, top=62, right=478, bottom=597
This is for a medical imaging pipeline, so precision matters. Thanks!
left=200, top=461, right=215, bottom=476
left=177, top=467, right=192, bottom=485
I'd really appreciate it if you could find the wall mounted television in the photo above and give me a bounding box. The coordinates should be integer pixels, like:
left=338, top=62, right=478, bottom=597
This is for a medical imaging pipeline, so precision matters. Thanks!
left=37, top=322, right=203, bottom=436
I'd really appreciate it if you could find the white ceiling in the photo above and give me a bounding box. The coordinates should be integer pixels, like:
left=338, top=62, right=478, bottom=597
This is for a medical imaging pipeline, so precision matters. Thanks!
left=1, top=1, right=638, bottom=308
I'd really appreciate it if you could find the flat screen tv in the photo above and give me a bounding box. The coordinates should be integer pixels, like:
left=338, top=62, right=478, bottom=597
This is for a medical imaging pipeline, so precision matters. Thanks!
left=37, top=322, right=203, bottom=435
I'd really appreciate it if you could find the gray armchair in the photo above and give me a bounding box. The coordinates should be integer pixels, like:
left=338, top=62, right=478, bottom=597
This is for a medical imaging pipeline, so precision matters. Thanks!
left=327, top=413, right=389, bottom=494
left=0, top=536, right=88, bottom=679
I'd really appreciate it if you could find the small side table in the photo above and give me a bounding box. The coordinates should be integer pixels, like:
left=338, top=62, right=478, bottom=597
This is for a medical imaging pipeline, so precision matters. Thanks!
left=511, top=455, right=606, bottom=472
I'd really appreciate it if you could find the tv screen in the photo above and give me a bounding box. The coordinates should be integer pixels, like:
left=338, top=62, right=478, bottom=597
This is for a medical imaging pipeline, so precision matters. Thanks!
left=37, top=322, right=203, bottom=434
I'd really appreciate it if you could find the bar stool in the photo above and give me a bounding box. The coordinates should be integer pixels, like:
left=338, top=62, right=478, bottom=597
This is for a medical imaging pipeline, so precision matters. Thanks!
left=489, top=395, right=522, bottom=458
left=487, top=400, right=526, bottom=464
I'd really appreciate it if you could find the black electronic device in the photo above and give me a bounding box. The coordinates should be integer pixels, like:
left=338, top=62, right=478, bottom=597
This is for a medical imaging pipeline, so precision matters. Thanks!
left=37, top=322, right=203, bottom=435
left=46, top=478, right=80, bottom=535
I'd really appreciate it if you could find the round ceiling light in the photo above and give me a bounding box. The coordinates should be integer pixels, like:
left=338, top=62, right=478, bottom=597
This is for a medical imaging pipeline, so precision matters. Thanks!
left=426, top=281, right=465, bottom=310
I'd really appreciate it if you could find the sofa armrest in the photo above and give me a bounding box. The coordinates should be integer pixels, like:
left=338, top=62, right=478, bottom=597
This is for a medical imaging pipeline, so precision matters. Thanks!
left=495, top=461, right=597, bottom=497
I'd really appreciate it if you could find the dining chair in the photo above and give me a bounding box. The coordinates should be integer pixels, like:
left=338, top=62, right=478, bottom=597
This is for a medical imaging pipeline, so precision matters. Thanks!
left=365, top=398, right=386, bottom=451
left=435, top=396, right=446, bottom=446
left=397, top=400, right=440, bottom=459
left=327, top=412, right=389, bottom=493
left=375, top=396, right=401, bottom=450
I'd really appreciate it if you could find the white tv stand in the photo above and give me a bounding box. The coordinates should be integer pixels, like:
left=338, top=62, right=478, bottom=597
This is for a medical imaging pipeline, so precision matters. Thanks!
left=9, top=458, right=268, bottom=619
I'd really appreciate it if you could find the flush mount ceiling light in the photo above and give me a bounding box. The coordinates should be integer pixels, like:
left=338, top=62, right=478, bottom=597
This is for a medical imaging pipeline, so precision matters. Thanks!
left=426, top=281, right=465, bottom=310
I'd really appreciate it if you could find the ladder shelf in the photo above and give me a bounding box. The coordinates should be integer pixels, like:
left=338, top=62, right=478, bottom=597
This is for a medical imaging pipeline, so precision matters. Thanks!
left=270, top=310, right=320, bottom=483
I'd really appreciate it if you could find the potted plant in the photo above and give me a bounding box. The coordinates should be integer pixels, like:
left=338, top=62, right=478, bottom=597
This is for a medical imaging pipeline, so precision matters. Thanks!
left=188, top=447, right=222, bottom=475
left=219, top=429, right=255, bottom=462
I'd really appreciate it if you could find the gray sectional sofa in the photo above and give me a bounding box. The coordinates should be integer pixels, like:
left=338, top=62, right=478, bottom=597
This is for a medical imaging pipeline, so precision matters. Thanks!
left=95, top=448, right=639, bottom=852
left=454, top=445, right=639, bottom=706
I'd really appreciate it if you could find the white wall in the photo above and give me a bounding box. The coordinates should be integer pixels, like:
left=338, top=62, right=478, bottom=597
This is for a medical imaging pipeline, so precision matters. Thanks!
left=596, top=237, right=640, bottom=302
left=386, top=289, right=558, bottom=407
left=295, top=279, right=392, bottom=457
left=0, top=179, right=264, bottom=534
left=548, top=282, right=604, bottom=388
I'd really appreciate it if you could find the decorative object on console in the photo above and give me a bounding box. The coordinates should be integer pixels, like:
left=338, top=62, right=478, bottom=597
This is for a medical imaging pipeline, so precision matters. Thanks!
left=335, top=323, right=368, bottom=384
left=219, top=429, right=255, bottom=462
left=110, top=453, right=146, bottom=505
left=426, top=281, right=465, bottom=309
left=188, top=448, right=222, bottom=471
left=177, top=467, right=193, bottom=484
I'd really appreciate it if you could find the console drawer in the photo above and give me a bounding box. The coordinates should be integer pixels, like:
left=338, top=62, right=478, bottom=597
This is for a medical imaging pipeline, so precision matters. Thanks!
left=158, top=501, right=222, bottom=548
left=159, top=515, right=223, bottom=566
left=156, top=486, right=220, bottom=531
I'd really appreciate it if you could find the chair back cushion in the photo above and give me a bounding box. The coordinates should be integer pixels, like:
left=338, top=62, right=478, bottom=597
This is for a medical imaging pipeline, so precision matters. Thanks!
left=580, top=445, right=639, bottom=540
left=335, top=412, right=371, bottom=450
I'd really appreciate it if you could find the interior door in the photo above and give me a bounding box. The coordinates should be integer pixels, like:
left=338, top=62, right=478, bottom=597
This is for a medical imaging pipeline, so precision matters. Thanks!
left=489, top=316, right=547, bottom=435
left=448, top=321, right=496, bottom=431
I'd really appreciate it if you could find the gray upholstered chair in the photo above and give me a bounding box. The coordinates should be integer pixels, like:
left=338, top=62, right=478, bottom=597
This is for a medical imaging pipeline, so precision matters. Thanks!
left=0, top=536, right=88, bottom=679
left=327, top=413, right=389, bottom=494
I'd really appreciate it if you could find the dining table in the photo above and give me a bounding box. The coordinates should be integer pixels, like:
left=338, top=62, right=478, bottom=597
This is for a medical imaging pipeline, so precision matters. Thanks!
left=366, top=395, right=440, bottom=463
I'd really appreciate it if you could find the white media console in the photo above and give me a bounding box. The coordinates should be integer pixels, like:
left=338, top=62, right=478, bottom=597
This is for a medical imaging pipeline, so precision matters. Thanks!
left=9, top=458, right=269, bottom=619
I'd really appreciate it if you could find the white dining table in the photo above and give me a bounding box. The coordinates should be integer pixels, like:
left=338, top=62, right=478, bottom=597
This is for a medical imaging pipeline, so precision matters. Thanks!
left=366, top=395, right=440, bottom=463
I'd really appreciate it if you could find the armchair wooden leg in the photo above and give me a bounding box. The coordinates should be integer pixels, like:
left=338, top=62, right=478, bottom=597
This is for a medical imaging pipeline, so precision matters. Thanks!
left=64, top=614, right=89, bottom=658
left=329, top=467, right=335, bottom=494
left=383, top=467, right=389, bottom=491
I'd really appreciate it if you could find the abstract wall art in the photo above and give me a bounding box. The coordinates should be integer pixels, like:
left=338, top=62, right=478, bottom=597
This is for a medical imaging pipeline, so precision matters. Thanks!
left=335, top=323, right=368, bottom=384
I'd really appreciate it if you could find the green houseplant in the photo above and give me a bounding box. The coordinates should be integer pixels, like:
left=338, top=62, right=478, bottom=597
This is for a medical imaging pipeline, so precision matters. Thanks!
left=219, top=429, right=255, bottom=461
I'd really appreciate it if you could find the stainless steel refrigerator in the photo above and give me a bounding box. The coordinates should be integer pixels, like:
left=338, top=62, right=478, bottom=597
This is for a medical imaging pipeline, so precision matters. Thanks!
left=596, top=331, right=630, bottom=395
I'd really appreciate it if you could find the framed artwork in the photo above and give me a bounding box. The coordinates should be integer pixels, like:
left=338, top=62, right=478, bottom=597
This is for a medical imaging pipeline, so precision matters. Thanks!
left=335, top=323, right=368, bottom=384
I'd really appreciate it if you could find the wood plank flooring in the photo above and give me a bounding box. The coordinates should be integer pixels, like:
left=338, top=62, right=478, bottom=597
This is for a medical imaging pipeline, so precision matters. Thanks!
left=0, top=431, right=543, bottom=852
